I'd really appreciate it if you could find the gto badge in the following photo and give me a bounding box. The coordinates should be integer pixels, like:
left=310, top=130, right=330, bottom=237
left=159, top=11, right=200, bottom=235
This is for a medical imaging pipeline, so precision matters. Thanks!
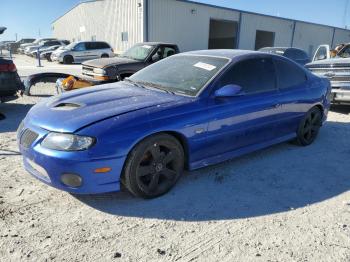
left=324, top=72, right=335, bottom=78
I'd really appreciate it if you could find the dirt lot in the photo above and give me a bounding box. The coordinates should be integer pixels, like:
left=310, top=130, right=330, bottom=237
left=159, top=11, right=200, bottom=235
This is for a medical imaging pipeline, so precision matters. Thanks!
left=1, top=84, right=350, bottom=262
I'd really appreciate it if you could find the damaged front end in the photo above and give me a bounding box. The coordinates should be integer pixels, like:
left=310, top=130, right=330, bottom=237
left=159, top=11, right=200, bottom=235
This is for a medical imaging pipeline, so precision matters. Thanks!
left=24, top=73, right=103, bottom=96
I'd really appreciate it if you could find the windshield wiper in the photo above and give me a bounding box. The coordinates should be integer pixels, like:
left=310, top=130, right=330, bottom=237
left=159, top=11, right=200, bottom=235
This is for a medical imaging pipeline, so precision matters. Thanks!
left=135, top=81, right=177, bottom=95
left=124, top=78, right=146, bottom=89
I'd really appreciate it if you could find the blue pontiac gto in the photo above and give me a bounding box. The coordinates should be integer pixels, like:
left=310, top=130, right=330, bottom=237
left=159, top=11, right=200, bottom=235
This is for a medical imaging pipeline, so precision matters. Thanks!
left=18, top=50, right=331, bottom=198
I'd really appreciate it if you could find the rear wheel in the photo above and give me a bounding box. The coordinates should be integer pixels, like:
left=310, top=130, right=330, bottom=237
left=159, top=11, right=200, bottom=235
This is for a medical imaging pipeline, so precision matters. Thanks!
left=123, top=134, right=184, bottom=199
left=296, top=107, right=322, bottom=146
left=101, top=54, right=109, bottom=58
left=63, top=55, right=74, bottom=64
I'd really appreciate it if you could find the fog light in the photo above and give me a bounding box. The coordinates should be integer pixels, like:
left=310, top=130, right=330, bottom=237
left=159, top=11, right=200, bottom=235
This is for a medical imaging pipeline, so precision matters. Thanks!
left=61, top=173, right=82, bottom=188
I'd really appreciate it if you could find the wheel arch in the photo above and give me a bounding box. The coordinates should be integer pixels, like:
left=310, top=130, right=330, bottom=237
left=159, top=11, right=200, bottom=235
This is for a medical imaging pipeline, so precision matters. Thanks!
left=314, top=103, right=325, bottom=119
left=120, top=131, right=190, bottom=184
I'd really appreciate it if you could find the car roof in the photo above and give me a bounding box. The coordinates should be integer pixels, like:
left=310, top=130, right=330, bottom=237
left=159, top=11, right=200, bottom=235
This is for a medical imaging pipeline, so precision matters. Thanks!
left=138, top=42, right=177, bottom=46
left=261, top=47, right=307, bottom=52
left=183, top=49, right=259, bottom=59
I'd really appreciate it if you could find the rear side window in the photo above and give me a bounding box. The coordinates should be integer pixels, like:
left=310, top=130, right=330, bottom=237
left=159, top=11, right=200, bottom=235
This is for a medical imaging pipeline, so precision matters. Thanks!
left=219, top=58, right=276, bottom=94
left=274, top=58, right=307, bottom=89
left=88, top=42, right=110, bottom=49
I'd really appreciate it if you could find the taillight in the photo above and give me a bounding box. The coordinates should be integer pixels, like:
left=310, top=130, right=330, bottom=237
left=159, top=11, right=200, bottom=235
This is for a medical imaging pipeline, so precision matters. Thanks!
left=0, top=63, right=17, bottom=72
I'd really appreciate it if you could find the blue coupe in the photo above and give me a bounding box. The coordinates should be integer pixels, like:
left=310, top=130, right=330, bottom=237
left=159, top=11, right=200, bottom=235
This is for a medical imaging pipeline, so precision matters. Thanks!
left=18, top=50, right=331, bottom=198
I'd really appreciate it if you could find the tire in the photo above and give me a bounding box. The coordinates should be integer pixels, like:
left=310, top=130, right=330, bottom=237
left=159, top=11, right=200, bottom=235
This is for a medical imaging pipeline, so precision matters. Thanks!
left=123, top=134, right=184, bottom=199
left=295, top=107, right=322, bottom=146
left=63, top=55, right=74, bottom=64
left=101, top=54, right=109, bottom=58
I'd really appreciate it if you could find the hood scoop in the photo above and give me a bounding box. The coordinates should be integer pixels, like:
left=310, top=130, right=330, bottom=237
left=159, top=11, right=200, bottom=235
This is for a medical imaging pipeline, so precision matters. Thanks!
left=53, top=102, right=82, bottom=111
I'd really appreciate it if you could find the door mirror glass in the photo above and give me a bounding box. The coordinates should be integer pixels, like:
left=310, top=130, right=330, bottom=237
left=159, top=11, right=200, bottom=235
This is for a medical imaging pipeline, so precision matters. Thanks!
left=152, top=54, right=160, bottom=62
left=215, top=84, right=243, bottom=98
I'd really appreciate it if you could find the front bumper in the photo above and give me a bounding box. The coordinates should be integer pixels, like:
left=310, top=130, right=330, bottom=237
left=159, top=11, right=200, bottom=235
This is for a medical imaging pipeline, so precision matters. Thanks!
left=18, top=123, right=125, bottom=194
left=330, top=82, right=350, bottom=103
left=51, top=54, right=63, bottom=63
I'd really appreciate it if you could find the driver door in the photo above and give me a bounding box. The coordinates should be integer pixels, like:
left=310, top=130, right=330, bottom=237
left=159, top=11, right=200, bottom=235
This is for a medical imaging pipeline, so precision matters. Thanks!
left=205, top=57, right=281, bottom=158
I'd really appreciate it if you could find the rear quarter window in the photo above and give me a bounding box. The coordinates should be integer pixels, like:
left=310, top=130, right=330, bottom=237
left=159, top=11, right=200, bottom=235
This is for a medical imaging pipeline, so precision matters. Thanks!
left=274, top=58, right=307, bottom=89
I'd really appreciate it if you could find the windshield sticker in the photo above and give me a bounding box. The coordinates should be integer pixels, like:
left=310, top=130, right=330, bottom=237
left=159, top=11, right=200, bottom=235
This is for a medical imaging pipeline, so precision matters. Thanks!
left=142, top=45, right=152, bottom=49
left=194, top=62, right=217, bottom=71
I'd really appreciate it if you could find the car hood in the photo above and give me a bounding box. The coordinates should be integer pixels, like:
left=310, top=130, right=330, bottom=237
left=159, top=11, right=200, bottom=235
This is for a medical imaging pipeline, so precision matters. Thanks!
left=83, top=57, right=139, bottom=68
left=307, top=57, right=350, bottom=67
left=26, top=82, right=185, bottom=133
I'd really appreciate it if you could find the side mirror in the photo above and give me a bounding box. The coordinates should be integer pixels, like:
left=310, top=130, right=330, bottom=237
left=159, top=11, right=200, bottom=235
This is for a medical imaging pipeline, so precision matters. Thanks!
left=152, top=53, right=161, bottom=63
left=215, top=84, right=243, bottom=98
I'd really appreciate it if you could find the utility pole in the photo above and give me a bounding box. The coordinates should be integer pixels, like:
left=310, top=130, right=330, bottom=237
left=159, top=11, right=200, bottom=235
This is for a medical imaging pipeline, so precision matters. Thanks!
left=344, top=0, right=349, bottom=28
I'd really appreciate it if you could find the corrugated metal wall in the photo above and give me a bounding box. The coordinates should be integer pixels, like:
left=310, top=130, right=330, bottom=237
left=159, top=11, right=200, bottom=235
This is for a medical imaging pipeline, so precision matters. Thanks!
left=53, top=0, right=350, bottom=56
left=239, top=13, right=294, bottom=50
left=52, top=0, right=144, bottom=52
left=147, top=0, right=240, bottom=52
left=333, top=28, right=350, bottom=47
left=292, top=22, right=334, bottom=56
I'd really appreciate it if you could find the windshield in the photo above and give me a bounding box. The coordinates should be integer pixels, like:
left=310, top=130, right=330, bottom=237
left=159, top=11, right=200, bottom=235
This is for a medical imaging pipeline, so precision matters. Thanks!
left=120, top=44, right=155, bottom=61
left=129, top=55, right=229, bottom=96
left=63, top=42, right=76, bottom=50
left=337, top=45, right=350, bottom=58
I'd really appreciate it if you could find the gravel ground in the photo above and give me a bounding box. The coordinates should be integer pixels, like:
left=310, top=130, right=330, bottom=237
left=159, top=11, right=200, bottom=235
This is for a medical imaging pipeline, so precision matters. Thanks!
left=1, top=84, right=350, bottom=262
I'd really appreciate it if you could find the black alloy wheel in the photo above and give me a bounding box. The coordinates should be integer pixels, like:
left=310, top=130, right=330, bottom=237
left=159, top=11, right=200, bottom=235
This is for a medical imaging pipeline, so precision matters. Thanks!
left=296, top=107, right=322, bottom=146
left=123, top=134, right=184, bottom=198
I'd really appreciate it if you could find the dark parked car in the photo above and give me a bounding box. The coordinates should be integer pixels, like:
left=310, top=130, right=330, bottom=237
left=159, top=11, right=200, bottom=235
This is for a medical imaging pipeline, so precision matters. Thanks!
left=0, top=59, right=24, bottom=102
left=81, top=42, right=180, bottom=81
left=9, top=38, right=36, bottom=54
left=259, top=47, right=310, bottom=65
left=18, top=50, right=331, bottom=198
left=0, top=28, right=24, bottom=104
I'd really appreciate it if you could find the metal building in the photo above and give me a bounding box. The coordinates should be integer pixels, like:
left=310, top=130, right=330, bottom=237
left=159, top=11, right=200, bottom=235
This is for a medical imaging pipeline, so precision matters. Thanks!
left=52, top=0, right=350, bottom=55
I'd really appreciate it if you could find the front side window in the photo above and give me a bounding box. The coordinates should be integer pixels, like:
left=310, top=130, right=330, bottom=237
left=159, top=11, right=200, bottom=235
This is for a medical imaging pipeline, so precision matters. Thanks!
left=274, top=58, right=307, bottom=89
left=163, top=47, right=177, bottom=58
left=338, top=45, right=350, bottom=58
left=130, top=55, right=229, bottom=96
left=218, top=58, right=276, bottom=94
left=314, top=47, right=327, bottom=61
left=73, top=42, right=86, bottom=51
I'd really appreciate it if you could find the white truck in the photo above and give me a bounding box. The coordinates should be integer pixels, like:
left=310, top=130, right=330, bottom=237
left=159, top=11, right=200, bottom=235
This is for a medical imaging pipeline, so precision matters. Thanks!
left=306, top=44, right=350, bottom=104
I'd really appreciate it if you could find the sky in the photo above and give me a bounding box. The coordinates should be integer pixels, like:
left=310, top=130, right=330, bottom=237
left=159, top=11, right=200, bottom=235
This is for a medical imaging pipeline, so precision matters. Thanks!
left=0, top=0, right=349, bottom=41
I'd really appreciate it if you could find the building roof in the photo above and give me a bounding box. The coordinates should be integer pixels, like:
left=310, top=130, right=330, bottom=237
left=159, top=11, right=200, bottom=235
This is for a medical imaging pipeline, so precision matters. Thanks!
left=52, top=0, right=350, bottom=32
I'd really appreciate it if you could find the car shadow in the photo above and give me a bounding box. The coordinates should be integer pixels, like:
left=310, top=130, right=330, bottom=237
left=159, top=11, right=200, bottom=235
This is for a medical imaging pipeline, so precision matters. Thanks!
left=330, top=104, right=350, bottom=114
left=0, top=102, right=33, bottom=133
left=75, top=120, right=350, bottom=221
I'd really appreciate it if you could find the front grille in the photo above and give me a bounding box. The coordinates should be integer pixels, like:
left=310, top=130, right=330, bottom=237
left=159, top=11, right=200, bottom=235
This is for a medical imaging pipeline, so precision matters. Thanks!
left=307, top=63, right=350, bottom=69
left=309, top=67, right=350, bottom=82
left=82, top=66, right=94, bottom=73
left=20, top=129, right=39, bottom=148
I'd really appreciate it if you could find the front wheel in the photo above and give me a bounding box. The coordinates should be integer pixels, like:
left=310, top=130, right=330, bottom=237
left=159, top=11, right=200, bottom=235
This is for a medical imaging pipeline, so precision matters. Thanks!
left=295, top=107, right=322, bottom=146
left=63, top=55, right=74, bottom=64
left=123, top=134, right=184, bottom=199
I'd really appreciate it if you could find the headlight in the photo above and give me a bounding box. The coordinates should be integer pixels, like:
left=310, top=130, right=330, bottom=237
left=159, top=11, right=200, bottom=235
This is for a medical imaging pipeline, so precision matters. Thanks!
left=93, top=68, right=106, bottom=75
left=41, top=133, right=95, bottom=151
